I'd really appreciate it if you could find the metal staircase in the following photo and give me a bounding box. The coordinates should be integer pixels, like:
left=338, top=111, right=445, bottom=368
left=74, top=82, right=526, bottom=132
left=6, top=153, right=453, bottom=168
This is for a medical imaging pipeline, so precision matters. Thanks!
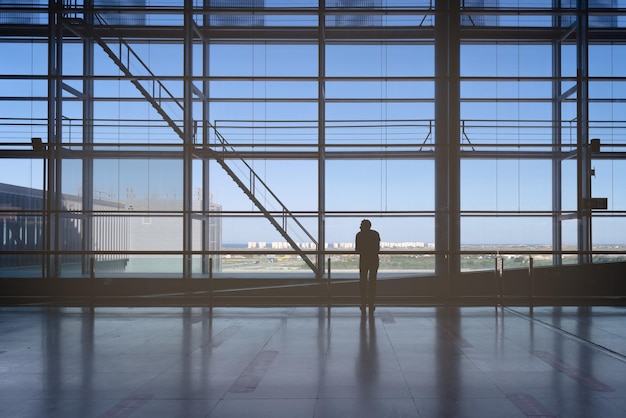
left=64, top=13, right=320, bottom=275
left=64, top=14, right=185, bottom=140
left=205, top=125, right=318, bottom=274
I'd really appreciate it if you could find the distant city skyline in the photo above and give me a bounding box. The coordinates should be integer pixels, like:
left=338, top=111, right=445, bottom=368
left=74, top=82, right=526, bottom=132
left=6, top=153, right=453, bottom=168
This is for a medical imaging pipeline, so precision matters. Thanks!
left=245, top=240, right=434, bottom=249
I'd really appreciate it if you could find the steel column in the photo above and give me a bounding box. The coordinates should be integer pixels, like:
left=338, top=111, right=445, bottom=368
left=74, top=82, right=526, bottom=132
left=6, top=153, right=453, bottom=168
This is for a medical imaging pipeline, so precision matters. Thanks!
left=183, top=0, right=194, bottom=277
left=552, top=2, right=563, bottom=266
left=82, top=0, right=95, bottom=275
left=317, top=3, right=326, bottom=279
left=577, top=0, right=592, bottom=264
left=202, top=0, right=212, bottom=276
left=435, top=0, right=461, bottom=292
left=47, top=0, right=64, bottom=279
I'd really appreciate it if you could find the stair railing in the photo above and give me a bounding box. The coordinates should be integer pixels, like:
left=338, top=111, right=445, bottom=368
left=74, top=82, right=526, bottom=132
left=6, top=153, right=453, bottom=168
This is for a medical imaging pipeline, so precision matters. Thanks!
left=204, top=122, right=319, bottom=273
left=62, top=11, right=319, bottom=275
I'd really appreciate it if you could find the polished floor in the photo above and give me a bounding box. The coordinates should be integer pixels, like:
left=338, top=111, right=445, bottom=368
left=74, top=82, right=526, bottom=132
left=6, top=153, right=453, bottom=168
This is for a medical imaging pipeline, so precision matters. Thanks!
left=1, top=305, right=625, bottom=418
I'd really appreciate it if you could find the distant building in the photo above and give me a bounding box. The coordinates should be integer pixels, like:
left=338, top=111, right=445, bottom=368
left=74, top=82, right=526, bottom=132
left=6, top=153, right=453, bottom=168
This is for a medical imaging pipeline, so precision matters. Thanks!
left=461, top=0, right=499, bottom=27
left=0, top=0, right=40, bottom=24
left=0, top=182, right=126, bottom=271
left=209, top=0, right=265, bottom=27
left=460, top=0, right=618, bottom=28
left=120, top=196, right=222, bottom=272
left=252, top=240, right=431, bottom=250
left=560, top=0, right=618, bottom=28
left=0, top=182, right=222, bottom=273
left=332, top=0, right=383, bottom=27
left=95, top=0, right=147, bottom=25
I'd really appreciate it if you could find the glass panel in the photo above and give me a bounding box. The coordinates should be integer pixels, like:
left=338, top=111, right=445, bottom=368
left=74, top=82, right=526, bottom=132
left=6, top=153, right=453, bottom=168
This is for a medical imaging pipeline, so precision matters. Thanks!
left=0, top=187, right=43, bottom=278
left=327, top=44, right=433, bottom=77
left=561, top=160, right=577, bottom=212
left=93, top=159, right=183, bottom=210
left=0, top=168, right=45, bottom=276
left=210, top=44, right=318, bottom=77
left=462, top=44, right=552, bottom=77
left=326, top=102, right=434, bottom=147
left=58, top=214, right=85, bottom=277
left=462, top=160, right=551, bottom=211
left=0, top=159, right=44, bottom=190
left=461, top=216, right=552, bottom=246
left=326, top=160, right=434, bottom=212
left=123, top=213, right=181, bottom=274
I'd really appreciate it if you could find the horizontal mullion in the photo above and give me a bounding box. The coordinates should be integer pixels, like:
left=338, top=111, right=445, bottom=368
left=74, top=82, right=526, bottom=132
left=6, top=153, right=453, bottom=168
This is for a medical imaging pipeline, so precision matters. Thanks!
left=4, top=75, right=626, bottom=81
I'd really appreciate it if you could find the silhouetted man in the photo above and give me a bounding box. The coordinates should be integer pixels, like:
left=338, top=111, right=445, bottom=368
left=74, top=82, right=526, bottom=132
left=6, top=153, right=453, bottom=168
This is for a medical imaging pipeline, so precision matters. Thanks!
left=355, top=219, right=380, bottom=314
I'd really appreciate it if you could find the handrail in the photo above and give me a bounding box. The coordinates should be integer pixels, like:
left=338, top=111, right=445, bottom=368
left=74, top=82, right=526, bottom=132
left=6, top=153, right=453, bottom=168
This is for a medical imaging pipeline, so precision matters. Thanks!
left=208, top=122, right=317, bottom=245
left=64, top=13, right=185, bottom=140
left=203, top=122, right=319, bottom=274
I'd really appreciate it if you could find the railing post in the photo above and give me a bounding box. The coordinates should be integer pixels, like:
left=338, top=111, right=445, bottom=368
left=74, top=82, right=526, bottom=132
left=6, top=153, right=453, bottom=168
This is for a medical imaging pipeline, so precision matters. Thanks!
left=208, top=257, right=213, bottom=307
left=499, top=256, right=504, bottom=305
left=327, top=257, right=331, bottom=308
left=528, top=255, right=534, bottom=307
left=494, top=252, right=503, bottom=306
left=89, top=256, right=95, bottom=307
left=494, top=254, right=498, bottom=306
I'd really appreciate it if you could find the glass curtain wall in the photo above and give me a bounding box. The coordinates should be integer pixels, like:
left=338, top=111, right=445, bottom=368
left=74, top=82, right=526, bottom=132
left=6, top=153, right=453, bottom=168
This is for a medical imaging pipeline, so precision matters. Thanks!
left=0, top=1, right=625, bottom=280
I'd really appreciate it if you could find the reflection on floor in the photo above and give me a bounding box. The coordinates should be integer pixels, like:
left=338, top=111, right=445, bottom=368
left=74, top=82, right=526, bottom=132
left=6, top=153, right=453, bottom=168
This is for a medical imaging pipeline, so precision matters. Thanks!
left=1, top=306, right=625, bottom=417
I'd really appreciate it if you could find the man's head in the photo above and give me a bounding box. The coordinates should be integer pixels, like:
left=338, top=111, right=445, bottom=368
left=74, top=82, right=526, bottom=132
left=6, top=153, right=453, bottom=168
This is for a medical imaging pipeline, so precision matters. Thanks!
left=360, top=219, right=371, bottom=230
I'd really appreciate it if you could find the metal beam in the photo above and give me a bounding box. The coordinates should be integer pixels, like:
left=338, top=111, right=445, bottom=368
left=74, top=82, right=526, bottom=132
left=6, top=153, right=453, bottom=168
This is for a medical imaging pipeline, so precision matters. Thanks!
left=577, top=1, right=592, bottom=264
